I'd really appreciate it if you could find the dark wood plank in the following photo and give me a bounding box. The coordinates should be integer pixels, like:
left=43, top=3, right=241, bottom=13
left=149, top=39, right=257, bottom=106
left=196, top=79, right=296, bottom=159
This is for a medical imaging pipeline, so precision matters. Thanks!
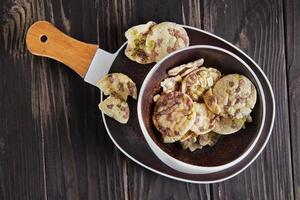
left=1, top=0, right=127, bottom=199
left=126, top=0, right=211, bottom=199
left=0, top=53, right=46, bottom=200
left=128, top=164, right=211, bottom=200
left=202, top=0, right=294, bottom=199
left=0, top=3, right=47, bottom=200
left=0, top=0, right=296, bottom=199
left=284, top=0, right=300, bottom=199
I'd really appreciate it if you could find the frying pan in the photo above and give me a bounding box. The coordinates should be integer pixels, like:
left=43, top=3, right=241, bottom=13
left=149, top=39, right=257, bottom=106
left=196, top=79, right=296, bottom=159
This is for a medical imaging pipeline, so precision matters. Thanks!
left=26, top=21, right=275, bottom=183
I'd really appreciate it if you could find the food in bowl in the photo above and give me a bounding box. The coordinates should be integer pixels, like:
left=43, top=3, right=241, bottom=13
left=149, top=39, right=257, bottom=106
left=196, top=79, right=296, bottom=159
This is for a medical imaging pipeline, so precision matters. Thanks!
left=203, top=74, right=257, bottom=119
left=125, top=21, right=189, bottom=64
left=181, top=67, right=221, bottom=101
left=152, top=58, right=258, bottom=151
left=180, top=131, right=221, bottom=151
left=152, top=91, right=196, bottom=143
left=212, top=116, right=251, bottom=135
left=190, top=102, right=216, bottom=135
left=167, top=58, right=204, bottom=76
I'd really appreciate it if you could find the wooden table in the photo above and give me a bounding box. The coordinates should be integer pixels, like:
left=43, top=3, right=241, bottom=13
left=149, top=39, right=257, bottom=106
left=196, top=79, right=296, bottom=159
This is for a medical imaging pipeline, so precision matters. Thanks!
left=0, top=0, right=298, bottom=199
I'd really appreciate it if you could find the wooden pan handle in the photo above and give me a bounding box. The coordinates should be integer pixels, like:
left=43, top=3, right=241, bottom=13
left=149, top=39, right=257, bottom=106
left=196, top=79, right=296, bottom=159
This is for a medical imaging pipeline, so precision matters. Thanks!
left=26, top=21, right=98, bottom=77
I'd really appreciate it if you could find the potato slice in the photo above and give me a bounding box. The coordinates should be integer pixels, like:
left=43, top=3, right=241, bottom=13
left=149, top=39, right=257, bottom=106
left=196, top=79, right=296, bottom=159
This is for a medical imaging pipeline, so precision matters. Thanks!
left=145, top=22, right=189, bottom=62
left=180, top=131, right=221, bottom=152
left=153, top=92, right=196, bottom=143
left=125, top=21, right=156, bottom=64
left=181, top=67, right=221, bottom=102
left=203, top=74, right=257, bottom=119
left=190, top=103, right=216, bottom=135
left=198, top=131, right=220, bottom=146
left=99, top=96, right=130, bottom=124
left=212, top=116, right=247, bottom=135
left=97, top=73, right=137, bottom=101
left=160, top=75, right=182, bottom=93
left=168, top=58, right=204, bottom=76
left=179, top=132, right=199, bottom=151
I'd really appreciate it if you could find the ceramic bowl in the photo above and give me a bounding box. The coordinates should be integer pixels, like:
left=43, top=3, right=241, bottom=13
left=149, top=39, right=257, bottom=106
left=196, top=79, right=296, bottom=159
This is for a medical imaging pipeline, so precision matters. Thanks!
left=138, top=45, right=266, bottom=174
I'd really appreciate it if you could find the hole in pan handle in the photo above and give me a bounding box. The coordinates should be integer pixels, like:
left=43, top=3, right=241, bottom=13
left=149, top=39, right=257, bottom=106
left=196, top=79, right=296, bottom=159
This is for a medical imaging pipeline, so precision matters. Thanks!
left=26, top=21, right=99, bottom=78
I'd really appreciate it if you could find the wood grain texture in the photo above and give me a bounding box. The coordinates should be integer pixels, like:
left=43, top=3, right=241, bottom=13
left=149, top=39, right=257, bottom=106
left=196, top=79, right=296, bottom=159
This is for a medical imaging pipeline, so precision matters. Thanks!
left=284, top=0, right=300, bottom=199
left=203, top=0, right=294, bottom=199
left=0, top=2, right=47, bottom=200
left=1, top=0, right=126, bottom=199
left=0, top=0, right=297, bottom=199
left=0, top=50, right=46, bottom=200
left=128, top=164, right=211, bottom=200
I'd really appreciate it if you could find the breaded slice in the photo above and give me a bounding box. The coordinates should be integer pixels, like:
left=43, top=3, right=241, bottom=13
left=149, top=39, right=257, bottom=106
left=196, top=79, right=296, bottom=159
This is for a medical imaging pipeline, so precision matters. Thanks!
left=99, top=96, right=130, bottom=124
left=190, top=103, right=216, bottom=135
left=124, top=21, right=156, bottom=64
left=198, top=131, right=221, bottom=146
left=181, top=67, right=221, bottom=101
left=153, top=91, right=196, bottom=143
left=180, top=131, right=220, bottom=152
left=167, top=58, right=204, bottom=76
left=145, top=22, right=189, bottom=62
left=97, top=73, right=137, bottom=101
left=160, top=75, right=182, bottom=93
left=179, top=131, right=199, bottom=151
left=212, top=116, right=247, bottom=135
left=203, top=74, right=257, bottom=119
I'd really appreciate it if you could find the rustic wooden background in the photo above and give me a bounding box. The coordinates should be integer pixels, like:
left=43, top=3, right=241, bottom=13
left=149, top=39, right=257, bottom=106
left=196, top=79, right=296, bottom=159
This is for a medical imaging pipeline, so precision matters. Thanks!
left=0, top=0, right=298, bottom=199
